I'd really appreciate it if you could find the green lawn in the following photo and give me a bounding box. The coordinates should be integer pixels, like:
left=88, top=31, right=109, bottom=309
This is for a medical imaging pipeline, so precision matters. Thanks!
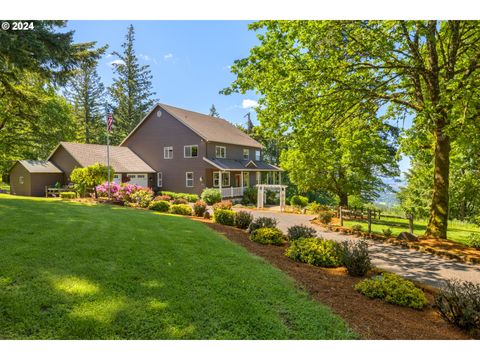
left=0, top=194, right=355, bottom=339
left=344, top=216, right=480, bottom=246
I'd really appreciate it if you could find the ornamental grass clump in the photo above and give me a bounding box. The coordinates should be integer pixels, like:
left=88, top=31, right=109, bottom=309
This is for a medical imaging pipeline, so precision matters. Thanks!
left=285, top=237, right=344, bottom=268
left=318, top=211, right=334, bottom=225
left=287, top=225, right=317, bottom=241
left=212, top=200, right=233, bottom=210
left=354, top=273, right=428, bottom=310
left=250, top=228, right=285, bottom=245
left=435, top=279, right=480, bottom=334
left=235, top=211, right=253, bottom=229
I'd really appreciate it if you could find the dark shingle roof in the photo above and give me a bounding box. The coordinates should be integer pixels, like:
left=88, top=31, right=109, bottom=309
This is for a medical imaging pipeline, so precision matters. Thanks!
left=51, top=142, right=155, bottom=173
left=19, top=160, right=63, bottom=173
left=203, top=157, right=282, bottom=171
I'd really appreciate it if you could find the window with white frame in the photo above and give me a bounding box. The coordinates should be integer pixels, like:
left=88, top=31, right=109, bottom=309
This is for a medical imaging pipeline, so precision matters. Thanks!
left=186, top=172, right=194, bottom=187
left=19, top=176, right=24, bottom=185
left=215, top=146, right=226, bottom=159
left=255, top=150, right=261, bottom=161
left=164, top=146, right=173, bottom=159
left=243, top=148, right=249, bottom=160
left=213, top=171, right=230, bottom=187
left=157, top=172, right=163, bottom=187
left=184, top=145, right=198, bottom=158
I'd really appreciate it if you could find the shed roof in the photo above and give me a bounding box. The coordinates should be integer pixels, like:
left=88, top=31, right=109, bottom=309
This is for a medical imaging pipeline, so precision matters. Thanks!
left=121, top=103, right=263, bottom=148
left=18, top=160, right=63, bottom=173
left=49, top=142, right=155, bottom=173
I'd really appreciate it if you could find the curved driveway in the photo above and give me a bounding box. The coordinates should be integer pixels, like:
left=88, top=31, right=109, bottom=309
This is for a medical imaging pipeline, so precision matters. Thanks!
left=244, top=209, right=480, bottom=288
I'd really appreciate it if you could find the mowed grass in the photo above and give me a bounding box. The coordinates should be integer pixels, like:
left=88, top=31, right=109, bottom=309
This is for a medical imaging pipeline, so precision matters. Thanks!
left=344, top=216, right=480, bottom=246
left=0, top=194, right=355, bottom=339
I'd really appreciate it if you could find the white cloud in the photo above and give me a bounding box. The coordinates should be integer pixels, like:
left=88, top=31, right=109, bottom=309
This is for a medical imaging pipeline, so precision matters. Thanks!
left=108, top=59, right=125, bottom=67
left=242, top=99, right=259, bottom=109
left=163, top=53, right=173, bottom=60
left=139, top=54, right=158, bottom=64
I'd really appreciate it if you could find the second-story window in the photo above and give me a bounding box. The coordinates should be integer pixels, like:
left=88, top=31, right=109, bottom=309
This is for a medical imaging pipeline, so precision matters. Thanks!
left=243, top=149, right=249, bottom=160
left=164, top=146, right=173, bottom=159
left=184, top=145, right=198, bottom=158
left=255, top=150, right=261, bottom=161
left=216, top=146, right=226, bottom=158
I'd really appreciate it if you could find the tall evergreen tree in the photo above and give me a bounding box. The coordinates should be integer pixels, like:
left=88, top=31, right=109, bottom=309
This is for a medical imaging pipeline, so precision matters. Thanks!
left=64, top=49, right=108, bottom=144
left=209, top=104, right=220, bottom=117
left=109, top=25, right=156, bottom=144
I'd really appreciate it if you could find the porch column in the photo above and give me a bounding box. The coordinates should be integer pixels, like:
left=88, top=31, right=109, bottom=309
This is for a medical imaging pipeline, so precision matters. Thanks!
left=240, top=171, right=244, bottom=195
left=279, top=172, right=282, bottom=185
left=256, top=171, right=261, bottom=185
left=218, top=171, right=222, bottom=198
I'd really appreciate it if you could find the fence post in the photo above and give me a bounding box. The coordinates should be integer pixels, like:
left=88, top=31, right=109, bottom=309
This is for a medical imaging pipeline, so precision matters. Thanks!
left=408, top=214, right=414, bottom=234
left=367, top=209, right=372, bottom=234
left=339, top=206, right=343, bottom=227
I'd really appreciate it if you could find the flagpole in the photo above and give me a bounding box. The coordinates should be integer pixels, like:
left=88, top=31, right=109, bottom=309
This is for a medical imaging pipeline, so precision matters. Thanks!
left=107, top=114, right=111, bottom=200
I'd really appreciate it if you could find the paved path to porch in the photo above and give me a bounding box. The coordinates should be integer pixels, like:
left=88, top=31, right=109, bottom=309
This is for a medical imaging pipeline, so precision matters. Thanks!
left=242, top=209, right=480, bottom=288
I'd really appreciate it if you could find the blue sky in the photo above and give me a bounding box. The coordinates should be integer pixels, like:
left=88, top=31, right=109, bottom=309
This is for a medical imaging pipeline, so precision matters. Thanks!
left=66, top=20, right=410, bottom=179
left=67, top=20, right=261, bottom=128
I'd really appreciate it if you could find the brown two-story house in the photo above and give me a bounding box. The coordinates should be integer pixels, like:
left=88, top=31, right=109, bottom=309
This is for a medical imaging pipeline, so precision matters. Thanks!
left=9, top=103, right=282, bottom=198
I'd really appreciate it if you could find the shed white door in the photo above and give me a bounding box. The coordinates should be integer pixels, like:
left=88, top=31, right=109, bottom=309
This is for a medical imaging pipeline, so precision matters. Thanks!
left=127, top=174, right=148, bottom=187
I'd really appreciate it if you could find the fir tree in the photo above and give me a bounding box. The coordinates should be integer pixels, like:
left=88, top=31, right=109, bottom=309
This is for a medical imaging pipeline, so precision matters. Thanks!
left=209, top=104, right=220, bottom=117
left=108, top=25, right=156, bottom=144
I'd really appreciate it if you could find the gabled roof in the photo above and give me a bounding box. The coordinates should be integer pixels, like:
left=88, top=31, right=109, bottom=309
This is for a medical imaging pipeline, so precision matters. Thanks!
left=48, top=142, right=155, bottom=173
left=120, top=103, right=263, bottom=148
left=18, top=160, right=63, bottom=173
left=203, top=157, right=282, bottom=172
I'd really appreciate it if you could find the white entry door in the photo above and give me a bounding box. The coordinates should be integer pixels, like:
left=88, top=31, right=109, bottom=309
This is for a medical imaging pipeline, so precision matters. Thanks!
left=127, top=174, right=148, bottom=187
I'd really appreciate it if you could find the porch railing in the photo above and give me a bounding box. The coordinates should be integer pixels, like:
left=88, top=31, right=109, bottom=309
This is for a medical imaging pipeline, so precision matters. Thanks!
left=220, top=186, right=245, bottom=198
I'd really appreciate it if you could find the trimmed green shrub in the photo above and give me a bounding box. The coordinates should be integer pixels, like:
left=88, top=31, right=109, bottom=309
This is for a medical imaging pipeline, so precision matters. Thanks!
left=382, top=228, right=393, bottom=238
left=149, top=200, right=170, bottom=212
left=341, top=240, right=371, bottom=276
left=287, top=225, right=317, bottom=241
left=250, top=228, right=285, bottom=245
left=154, top=194, right=171, bottom=202
left=172, top=198, right=188, bottom=205
left=193, top=200, right=207, bottom=217
left=201, top=188, right=221, bottom=205
left=290, top=195, right=309, bottom=208
left=354, top=273, right=428, bottom=310
left=248, top=216, right=278, bottom=233
left=468, top=233, right=480, bottom=249
left=285, top=237, right=344, bottom=268
left=435, top=279, right=480, bottom=333
left=241, top=186, right=257, bottom=205
left=169, top=204, right=193, bottom=216
left=318, top=211, right=334, bottom=225
left=307, top=202, right=328, bottom=214
left=182, top=193, right=200, bottom=202
left=161, top=191, right=199, bottom=202
left=212, top=200, right=233, bottom=210
left=60, top=192, right=77, bottom=199
left=235, top=211, right=253, bottom=229
left=213, top=209, right=236, bottom=226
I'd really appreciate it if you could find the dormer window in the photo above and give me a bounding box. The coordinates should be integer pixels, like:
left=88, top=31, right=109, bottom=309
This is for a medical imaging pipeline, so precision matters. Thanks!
left=255, top=150, right=261, bottom=161
left=243, top=149, right=249, bottom=160
left=215, top=146, right=226, bottom=159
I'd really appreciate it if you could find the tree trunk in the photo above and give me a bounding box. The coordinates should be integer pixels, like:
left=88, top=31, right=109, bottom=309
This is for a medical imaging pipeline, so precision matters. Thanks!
left=426, top=125, right=450, bottom=238
left=338, top=193, right=348, bottom=207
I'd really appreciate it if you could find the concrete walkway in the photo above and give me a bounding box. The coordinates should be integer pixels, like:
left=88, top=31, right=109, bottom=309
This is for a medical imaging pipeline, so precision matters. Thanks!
left=244, top=209, right=480, bottom=288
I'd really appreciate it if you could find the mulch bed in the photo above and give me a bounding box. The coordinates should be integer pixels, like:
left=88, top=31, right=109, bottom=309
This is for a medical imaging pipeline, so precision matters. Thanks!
left=194, top=218, right=474, bottom=340
left=315, top=219, right=480, bottom=265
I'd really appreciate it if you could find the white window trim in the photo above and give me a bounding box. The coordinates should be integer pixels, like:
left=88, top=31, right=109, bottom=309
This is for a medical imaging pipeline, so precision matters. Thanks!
left=215, top=146, right=226, bottom=159
left=243, top=148, right=249, bottom=160
left=19, top=176, right=24, bottom=185
left=184, top=145, right=199, bottom=158
left=213, top=171, right=230, bottom=187
left=157, top=172, right=163, bottom=187
left=164, top=146, right=173, bottom=159
left=186, top=172, right=194, bottom=187
left=255, top=150, right=261, bottom=161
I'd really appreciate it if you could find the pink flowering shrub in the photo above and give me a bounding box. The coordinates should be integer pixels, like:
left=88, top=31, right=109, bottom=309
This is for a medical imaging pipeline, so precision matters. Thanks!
left=95, top=182, right=153, bottom=205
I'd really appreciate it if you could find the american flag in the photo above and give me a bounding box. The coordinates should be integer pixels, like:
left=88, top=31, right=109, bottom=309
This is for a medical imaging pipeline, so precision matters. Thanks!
left=107, top=113, right=114, bottom=132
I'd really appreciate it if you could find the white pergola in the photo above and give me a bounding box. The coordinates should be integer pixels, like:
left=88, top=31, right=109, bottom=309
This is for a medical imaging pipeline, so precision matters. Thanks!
left=256, top=184, right=287, bottom=212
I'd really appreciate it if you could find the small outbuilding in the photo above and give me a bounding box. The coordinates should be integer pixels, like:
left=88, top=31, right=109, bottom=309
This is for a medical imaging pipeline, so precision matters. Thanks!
left=9, top=160, right=64, bottom=197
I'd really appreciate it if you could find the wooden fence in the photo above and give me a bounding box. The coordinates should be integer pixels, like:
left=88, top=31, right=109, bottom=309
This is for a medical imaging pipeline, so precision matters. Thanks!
left=338, top=206, right=414, bottom=234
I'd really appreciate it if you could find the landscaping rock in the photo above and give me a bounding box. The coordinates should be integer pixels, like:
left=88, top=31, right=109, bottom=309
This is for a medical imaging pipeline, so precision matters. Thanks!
left=397, top=232, right=418, bottom=242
